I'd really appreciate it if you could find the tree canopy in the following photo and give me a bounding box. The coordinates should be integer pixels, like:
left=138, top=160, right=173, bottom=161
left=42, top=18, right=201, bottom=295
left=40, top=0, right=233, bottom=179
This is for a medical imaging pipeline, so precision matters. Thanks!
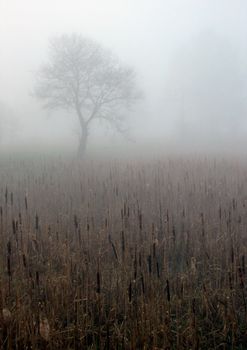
left=35, top=34, right=140, bottom=155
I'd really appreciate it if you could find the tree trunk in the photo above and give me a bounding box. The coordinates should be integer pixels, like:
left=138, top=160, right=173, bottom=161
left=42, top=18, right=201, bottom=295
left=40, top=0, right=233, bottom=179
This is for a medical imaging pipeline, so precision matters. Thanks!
left=75, top=104, right=88, bottom=158
left=77, top=127, right=88, bottom=158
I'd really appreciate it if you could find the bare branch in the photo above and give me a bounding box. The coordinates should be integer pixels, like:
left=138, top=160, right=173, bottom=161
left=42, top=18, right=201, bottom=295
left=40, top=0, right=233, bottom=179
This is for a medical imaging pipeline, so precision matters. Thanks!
left=34, top=33, right=141, bottom=154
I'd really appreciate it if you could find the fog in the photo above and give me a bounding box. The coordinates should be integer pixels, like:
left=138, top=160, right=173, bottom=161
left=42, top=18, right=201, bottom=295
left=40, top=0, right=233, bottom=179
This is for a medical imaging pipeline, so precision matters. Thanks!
left=1, top=0, right=247, bottom=156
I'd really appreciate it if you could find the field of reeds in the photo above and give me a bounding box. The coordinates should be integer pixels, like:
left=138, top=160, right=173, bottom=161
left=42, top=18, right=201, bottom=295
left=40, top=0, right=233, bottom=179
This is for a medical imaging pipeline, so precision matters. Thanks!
left=0, top=156, right=247, bottom=349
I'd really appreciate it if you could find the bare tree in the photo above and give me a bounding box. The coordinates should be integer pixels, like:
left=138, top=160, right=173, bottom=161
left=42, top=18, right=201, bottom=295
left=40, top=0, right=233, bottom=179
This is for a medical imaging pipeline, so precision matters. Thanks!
left=35, top=34, right=140, bottom=156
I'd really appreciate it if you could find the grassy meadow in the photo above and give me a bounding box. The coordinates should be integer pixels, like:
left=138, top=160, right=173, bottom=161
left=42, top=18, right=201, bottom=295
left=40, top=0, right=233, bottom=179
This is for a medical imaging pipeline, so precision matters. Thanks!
left=0, top=156, right=247, bottom=349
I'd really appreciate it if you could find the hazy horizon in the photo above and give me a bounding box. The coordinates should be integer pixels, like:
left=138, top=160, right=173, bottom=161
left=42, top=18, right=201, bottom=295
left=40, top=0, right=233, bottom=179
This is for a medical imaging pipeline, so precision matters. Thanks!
left=1, top=0, right=247, bottom=156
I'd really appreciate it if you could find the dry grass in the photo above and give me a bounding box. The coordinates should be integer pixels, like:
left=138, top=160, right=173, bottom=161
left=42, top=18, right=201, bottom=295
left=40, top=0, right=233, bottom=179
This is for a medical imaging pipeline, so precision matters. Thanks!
left=0, top=156, right=247, bottom=349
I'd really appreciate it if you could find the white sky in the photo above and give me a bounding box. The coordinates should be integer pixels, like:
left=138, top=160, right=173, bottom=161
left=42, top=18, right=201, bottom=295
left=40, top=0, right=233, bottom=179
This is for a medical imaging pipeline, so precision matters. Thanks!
left=0, top=0, right=247, bottom=152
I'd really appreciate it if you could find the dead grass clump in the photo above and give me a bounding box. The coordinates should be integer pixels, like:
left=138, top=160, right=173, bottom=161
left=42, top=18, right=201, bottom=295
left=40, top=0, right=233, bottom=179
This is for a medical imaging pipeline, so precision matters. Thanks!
left=0, top=157, right=246, bottom=348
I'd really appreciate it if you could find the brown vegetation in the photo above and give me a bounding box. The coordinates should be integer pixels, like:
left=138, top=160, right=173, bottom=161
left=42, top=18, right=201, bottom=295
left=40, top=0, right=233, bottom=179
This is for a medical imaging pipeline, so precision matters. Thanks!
left=0, top=157, right=247, bottom=349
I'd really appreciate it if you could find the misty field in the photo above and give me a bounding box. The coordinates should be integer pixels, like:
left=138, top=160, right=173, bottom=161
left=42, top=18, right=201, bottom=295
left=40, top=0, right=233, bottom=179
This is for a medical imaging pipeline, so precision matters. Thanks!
left=0, top=157, right=247, bottom=349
